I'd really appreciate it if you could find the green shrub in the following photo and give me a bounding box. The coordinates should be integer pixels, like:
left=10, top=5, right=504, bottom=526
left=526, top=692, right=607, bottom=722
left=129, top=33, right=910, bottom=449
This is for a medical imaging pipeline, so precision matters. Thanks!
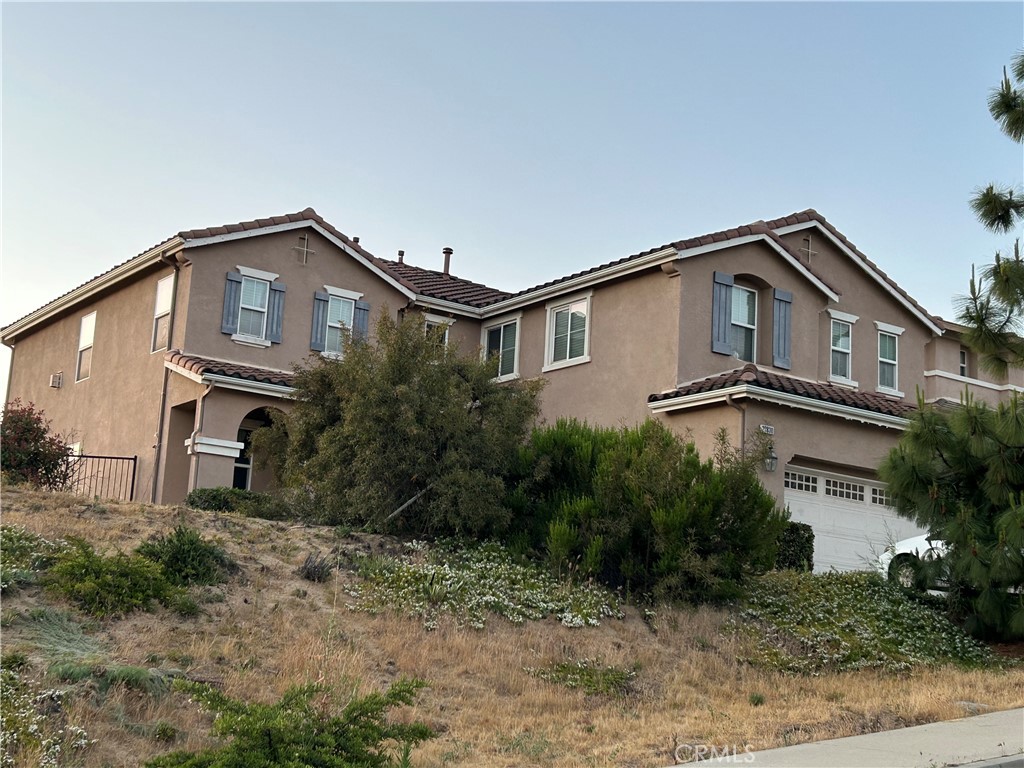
left=0, top=399, right=74, bottom=490
left=776, top=521, right=814, bottom=572
left=136, top=526, right=234, bottom=587
left=297, top=551, right=334, bottom=583
left=45, top=539, right=173, bottom=618
left=511, top=420, right=787, bottom=603
left=525, top=658, right=638, bottom=697
left=183, top=487, right=293, bottom=521
left=0, top=525, right=69, bottom=593
left=145, top=678, right=433, bottom=768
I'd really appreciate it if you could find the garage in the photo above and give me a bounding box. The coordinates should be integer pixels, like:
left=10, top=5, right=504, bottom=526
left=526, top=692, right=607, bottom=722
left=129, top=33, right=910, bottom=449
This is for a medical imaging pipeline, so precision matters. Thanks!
left=783, top=466, right=928, bottom=573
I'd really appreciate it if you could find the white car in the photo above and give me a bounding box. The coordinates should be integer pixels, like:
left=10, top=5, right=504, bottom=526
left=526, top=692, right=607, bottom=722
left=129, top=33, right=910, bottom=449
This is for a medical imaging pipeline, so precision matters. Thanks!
left=876, top=534, right=949, bottom=590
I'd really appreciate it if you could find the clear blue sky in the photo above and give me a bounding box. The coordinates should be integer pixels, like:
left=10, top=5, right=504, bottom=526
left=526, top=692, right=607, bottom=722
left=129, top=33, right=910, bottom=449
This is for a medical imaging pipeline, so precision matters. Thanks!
left=2, top=2, right=1022, bottom=401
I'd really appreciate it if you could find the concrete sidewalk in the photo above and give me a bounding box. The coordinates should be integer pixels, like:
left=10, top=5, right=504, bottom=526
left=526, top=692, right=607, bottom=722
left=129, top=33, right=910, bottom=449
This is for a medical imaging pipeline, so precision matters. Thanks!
left=691, top=707, right=1023, bottom=767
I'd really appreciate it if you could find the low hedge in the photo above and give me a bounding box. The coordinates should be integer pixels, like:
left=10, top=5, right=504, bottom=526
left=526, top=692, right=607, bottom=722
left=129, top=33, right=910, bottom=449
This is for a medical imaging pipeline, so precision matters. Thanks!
left=183, top=487, right=292, bottom=521
left=776, top=521, right=814, bottom=572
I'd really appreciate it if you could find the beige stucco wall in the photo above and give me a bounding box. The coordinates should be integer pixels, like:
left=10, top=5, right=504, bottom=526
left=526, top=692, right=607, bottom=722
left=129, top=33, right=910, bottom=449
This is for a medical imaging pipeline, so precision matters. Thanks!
left=180, top=229, right=413, bottom=371
left=4, top=263, right=179, bottom=501
left=507, top=268, right=680, bottom=428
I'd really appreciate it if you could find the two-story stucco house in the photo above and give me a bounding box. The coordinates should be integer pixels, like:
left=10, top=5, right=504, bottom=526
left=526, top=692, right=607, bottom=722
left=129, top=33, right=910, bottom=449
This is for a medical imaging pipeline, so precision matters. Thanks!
left=3, top=207, right=1021, bottom=571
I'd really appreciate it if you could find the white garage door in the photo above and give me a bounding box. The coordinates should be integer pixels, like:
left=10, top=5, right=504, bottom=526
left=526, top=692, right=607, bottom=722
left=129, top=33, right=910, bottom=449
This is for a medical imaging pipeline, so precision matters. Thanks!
left=783, top=467, right=928, bottom=573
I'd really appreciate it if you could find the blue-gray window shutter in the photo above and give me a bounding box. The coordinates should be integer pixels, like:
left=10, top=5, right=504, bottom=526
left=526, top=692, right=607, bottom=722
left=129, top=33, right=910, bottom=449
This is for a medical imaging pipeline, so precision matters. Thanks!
left=712, top=272, right=734, bottom=354
left=772, top=288, right=793, bottom=370
left=267, top=282, right=286, bottom=344
left=353, top=300, right=370, bottom=342
left=221, top=272, right=243, bottom=335
left=770, top=290, right=794, bottom=370
left=310, top=291, right=329, bottom=351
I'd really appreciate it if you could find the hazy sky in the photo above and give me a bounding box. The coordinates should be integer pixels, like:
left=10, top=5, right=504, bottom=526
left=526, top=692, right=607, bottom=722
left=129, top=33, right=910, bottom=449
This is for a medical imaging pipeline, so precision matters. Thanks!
left=2, top=2, right=1022, bottom=401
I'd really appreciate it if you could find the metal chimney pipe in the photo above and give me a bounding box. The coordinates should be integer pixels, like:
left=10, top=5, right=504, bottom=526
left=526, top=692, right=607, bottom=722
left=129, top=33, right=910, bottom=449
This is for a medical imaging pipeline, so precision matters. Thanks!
left=397, top=249, right=405, bottom=264
left=442, top=247, right=453, bottom=275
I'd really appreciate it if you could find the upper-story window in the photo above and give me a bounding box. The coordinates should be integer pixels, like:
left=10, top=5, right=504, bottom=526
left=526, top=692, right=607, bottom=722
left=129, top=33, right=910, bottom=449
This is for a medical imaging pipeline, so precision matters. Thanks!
left=730, top=285, right=757, bottom=363
left=152, top=275, right=174, bottom=353
left=959, top=347, right=970, bottom=378
left=543, top=293, right=591, bottom=372
left=221, top=266, right=286, bottom=347
left=874, top=321, right=904, bottom=396
left=711, top=273, right=792, bottom=370
left=424, top=313, right=456, bottom=348
left=76, top=312, right=96, bottom=382
left=483, top=315, right=520, bottom=380
left=827, top=309, right=859, bottom=385
left=310, top=286, right=370, bottom=356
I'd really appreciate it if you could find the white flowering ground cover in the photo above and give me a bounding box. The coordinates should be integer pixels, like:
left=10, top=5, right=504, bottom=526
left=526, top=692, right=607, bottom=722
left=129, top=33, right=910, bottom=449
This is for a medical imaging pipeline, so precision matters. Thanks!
left=524, top=657, right=639, bottom=697
left=346, top=540, right=623, bottom=630
left=0, top=525, right=69, bottom=593
left=738, top=570, right=995, bottom=674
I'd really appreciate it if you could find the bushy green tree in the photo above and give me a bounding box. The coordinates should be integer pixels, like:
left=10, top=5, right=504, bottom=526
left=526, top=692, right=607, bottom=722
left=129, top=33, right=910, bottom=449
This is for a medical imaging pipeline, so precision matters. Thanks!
left=146, top=678, right=432, bottom=768
left=254, top=310, right=542, bottom=535
left=0, top=399, right=73, bottom=489
left=510, top=419, right=787, bottom=602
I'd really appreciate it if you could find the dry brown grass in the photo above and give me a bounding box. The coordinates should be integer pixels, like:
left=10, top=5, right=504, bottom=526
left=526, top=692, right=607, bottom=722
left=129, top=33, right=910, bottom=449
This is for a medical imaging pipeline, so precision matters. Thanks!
left=2, top=484, right=1022, bottom=768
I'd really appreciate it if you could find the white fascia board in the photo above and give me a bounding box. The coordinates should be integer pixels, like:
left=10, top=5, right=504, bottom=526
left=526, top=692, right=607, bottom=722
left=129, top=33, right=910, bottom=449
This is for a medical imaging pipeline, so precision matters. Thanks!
left=413, top=296, right=484, bottom=319
left=182, top=221, right=417, bottom=303
left=923, top=369, right=1024, bottom=393
left=479, top=247, right=678, bottom=317
left=186, top=435, right=245, bottom=457
left=165, top=360, right=206, bottom=384
left=648, top=383, right=910, bottom=430
left=773, top=221, right=944, bottom=336
left=1, top=238, right=186, bottom=344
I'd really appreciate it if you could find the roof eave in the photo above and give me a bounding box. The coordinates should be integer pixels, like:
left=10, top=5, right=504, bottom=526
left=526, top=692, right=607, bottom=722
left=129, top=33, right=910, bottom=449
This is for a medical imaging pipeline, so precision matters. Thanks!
left=772, top=220, right=943, bottom=336
left=1, top=237, right=186, bottom=345
left=648, top=383, right=910, bottom=429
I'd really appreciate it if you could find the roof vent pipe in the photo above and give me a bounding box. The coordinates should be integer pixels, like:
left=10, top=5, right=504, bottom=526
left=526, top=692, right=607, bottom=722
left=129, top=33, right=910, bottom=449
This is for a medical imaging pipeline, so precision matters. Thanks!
left=442, top=247, right=453, bottom=275
left=397, top=249, right=405, bottom=264
left=352, top=236, right=360, bottom=244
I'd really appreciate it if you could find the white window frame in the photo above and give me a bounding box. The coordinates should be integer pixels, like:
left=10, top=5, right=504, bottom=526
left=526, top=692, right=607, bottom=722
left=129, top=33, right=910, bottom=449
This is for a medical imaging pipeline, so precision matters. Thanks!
left=543, top=292, right=592, bottom=373
left=959, top=347, right=969, bottom=378
left=827, top=309, right=858, bottom=386
left=874, top=321, right=904, bottom=396
left=730, top=285, right=757, bottom=363
left=231, top=266, right=279, bottom=347
left=76, top=312, right=96, bottom=382
left=424, top=312, right=456, bottom=347
left=151, top=274, right=174, bottom=353
left=319, top=285, right=362, bottom=358
left=482, top=313, right=522, bottom=381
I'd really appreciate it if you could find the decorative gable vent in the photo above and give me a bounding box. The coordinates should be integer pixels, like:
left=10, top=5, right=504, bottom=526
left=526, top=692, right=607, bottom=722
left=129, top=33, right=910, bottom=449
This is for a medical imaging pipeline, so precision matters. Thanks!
left=49, top=372, right=63, bottom=389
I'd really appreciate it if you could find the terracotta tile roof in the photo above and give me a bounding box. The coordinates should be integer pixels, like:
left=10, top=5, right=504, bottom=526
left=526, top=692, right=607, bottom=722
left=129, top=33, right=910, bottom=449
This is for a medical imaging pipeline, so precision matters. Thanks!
left=165, top=350, right=295, bottom=388
left=375, top=259, right=511, bottom=308
left=503, top=218, right=840, bottom=301
left=764, top=209, right=940, bottom=326
left=649, top=363, right=917, bottom=419
left=179, top=207, right=510, bottom=308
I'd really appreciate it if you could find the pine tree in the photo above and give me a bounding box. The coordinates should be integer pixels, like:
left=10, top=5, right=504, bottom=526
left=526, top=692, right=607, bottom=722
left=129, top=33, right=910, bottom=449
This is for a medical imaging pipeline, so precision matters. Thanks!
left=881, top=50, right=1024, bottom=640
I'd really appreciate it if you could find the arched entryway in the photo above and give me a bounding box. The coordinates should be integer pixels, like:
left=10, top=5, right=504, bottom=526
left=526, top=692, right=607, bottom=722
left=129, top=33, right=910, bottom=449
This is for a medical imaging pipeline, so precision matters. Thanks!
left=233, top=407, right=283, bottom=492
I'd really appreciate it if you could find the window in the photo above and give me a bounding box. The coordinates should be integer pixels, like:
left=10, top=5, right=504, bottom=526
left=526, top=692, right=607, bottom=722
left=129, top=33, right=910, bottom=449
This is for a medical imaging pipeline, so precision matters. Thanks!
left=784, top=471, right=818, bottom=493
left=871, top=487, right=892, bottom=506
left=221, top=266, right=285, bottom=346
left=878, top=332, right=898, bottom=391
left=730, top=285, right=756, bottom=362
left=484, top=318, right=519, bottom=379
left=325, top=295, right=355, bottom=355
left=233, top=428, right=253, bottom=490
left=310, top=286, right=368, bottom=355
left=76, top=312, right=96, bottom=381
left=825, top=477, right=864, bottom=502
left=830, top=320, right=852, bottom=380
left=152, top=275, right=173, bottom=352
left=959, top=348, right=969, bottom=378
left=424, top=313, right=456, bottom=347
left=544, top=294, right=590, bottom=371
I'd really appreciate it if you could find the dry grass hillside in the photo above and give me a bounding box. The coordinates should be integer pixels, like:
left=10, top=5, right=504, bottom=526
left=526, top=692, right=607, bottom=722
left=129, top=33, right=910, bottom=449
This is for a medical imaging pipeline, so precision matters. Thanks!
left=2, top=485, right=1022, bottom=767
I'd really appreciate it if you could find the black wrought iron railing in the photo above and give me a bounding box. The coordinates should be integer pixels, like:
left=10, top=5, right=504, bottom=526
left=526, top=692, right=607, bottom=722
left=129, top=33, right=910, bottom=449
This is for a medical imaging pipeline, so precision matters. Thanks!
left=64, top=454, right=137, bottom=502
